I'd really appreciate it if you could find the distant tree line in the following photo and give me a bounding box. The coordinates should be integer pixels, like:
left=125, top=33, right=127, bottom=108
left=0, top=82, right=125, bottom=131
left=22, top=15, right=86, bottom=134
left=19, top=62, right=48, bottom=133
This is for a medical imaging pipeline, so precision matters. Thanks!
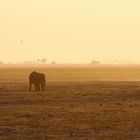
left=0, top=59, right=101, bottom=65
left=90, top=60, right=100, bottom=65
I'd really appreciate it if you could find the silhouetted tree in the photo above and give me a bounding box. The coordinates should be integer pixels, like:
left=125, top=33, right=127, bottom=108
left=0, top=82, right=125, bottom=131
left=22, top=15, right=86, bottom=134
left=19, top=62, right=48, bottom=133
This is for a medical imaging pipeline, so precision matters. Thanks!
left=0, top=60, right=4, bottom=65
left=41, top=58, right=47, bottom=64
left=51, top=61, right=56, bottom=64
left=90, top=60, right=100, bottom=65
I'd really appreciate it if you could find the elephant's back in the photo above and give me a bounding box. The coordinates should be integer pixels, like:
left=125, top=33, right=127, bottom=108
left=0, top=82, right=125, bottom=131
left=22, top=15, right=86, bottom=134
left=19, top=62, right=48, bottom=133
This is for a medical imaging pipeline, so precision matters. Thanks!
left=29, top=71, right=39, bottom=81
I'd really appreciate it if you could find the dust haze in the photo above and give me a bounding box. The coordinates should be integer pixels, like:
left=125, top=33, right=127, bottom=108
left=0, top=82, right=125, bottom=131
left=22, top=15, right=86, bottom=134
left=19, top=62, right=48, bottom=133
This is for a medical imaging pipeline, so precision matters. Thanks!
left=0, top=66, right=139, bottom=139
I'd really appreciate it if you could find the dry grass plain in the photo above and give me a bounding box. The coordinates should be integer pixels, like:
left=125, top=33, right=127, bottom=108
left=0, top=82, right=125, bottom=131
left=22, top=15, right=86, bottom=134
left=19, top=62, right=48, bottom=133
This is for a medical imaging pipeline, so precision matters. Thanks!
left=0, top=66, right=139, bottom=140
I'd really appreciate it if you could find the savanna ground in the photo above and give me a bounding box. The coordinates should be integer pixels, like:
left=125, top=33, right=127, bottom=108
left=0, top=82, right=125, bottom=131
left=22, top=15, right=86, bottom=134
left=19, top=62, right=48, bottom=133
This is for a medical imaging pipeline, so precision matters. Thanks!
left=0, top=66, right=139, bottom=140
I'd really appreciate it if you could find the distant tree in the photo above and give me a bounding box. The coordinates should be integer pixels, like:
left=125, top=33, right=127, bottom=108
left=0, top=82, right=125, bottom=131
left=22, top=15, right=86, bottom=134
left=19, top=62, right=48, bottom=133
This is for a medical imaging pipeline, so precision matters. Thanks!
left=41, top=58, right=47, bottom=64
left=90, top=60, right=100, bottom=65
left=51, top=61, right=56, bottom=64
left=24, top=61, right=34, bottom=65
left=0, top=60, right=4, bottom=65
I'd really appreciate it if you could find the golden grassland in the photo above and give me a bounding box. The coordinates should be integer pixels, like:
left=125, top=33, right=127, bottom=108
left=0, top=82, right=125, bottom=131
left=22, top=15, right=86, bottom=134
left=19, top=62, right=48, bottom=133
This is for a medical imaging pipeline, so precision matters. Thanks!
left=0, top=66, right=139, bottom=140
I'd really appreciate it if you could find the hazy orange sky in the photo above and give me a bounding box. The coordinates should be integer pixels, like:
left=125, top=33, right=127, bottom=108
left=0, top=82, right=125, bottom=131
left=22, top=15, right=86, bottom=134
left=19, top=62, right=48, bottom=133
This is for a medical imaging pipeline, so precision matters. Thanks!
left=0, top=0, right=140, bottom=63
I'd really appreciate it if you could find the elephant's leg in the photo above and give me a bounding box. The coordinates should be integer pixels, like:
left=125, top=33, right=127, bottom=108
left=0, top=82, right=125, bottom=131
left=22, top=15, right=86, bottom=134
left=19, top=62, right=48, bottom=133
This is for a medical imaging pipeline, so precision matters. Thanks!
left=35, top=84, right=38, bottom=91
left=38, top=84, right=40, bottom=91
left=42, top=84, right=45, bottom=91
left=40, top=83, right=44, bottom=91
left=29, top=82, right=32, bottom=91
left=42, top=86, right=44, bottom=91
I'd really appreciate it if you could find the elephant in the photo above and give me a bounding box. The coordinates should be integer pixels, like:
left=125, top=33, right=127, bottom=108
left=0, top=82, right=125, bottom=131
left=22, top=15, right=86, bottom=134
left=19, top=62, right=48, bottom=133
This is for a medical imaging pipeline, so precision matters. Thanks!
left=29, top=71, right=46, bottom=91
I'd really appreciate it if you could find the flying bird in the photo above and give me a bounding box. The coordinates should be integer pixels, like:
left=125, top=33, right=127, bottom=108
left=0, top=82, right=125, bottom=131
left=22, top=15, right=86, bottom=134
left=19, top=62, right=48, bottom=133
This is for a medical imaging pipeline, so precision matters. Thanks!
left=20, top=40, right=24, bottom=43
